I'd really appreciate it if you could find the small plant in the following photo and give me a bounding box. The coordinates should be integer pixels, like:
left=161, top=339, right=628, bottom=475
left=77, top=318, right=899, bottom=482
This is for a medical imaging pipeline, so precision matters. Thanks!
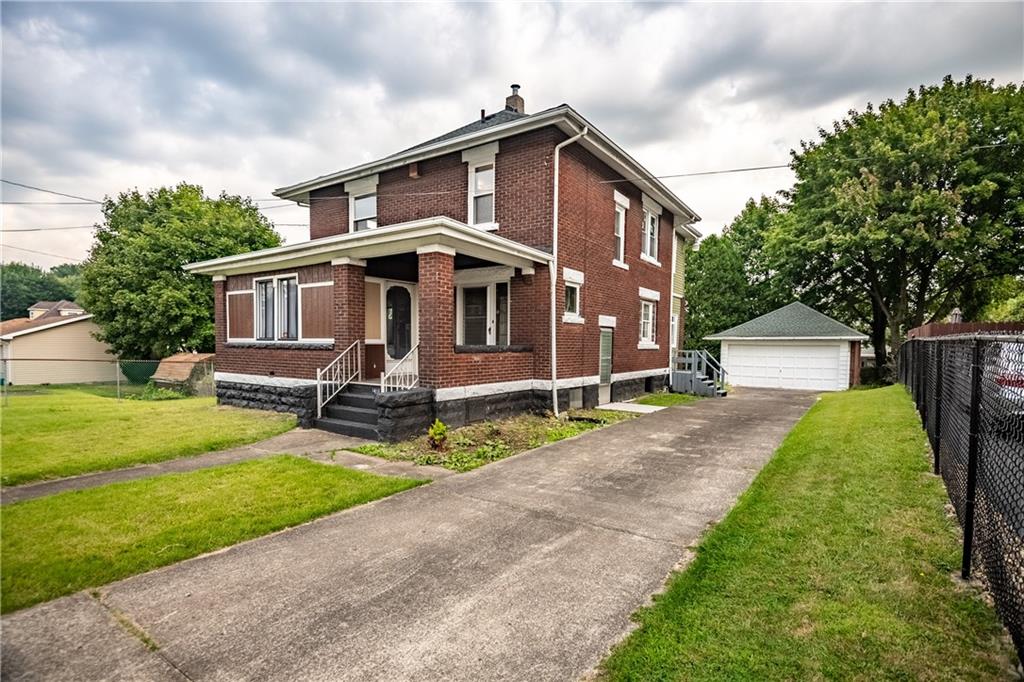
left=427, top=419, right=448, bottom=451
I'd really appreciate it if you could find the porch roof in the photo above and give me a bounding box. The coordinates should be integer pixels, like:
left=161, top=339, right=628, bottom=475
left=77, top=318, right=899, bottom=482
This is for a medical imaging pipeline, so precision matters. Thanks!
left=184, top=217, right=553, bottom=278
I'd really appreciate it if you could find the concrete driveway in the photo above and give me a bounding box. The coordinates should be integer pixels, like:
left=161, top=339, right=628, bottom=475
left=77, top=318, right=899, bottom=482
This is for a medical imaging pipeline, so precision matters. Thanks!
left=2, top=388, right=816, bottom=681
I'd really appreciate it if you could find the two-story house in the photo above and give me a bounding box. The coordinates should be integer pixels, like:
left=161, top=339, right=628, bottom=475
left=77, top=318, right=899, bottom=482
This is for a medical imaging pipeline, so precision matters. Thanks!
left=186, top=86, right=701, bottom=440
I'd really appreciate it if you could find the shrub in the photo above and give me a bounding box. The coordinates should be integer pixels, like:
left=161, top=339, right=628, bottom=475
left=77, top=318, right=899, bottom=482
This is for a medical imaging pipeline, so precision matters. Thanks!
left=126, top=382, right=186, bottom=401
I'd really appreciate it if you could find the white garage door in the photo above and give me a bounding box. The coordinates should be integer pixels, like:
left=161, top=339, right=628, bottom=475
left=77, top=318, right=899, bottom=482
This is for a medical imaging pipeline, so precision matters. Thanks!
left=723, top=341, right=847, bottom=391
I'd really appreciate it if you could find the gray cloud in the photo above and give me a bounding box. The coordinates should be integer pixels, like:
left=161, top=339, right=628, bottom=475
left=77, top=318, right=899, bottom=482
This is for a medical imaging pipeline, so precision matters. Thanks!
left=2, top=1, right=1021, bottom=267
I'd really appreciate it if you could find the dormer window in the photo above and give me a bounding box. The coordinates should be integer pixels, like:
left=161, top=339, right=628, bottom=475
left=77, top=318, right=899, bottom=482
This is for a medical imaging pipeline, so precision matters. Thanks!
left=471, top=164, right=495, bottom=225
left=462, top=142, right=499, bottom=230
left=353, top=193, right=377, bottom=231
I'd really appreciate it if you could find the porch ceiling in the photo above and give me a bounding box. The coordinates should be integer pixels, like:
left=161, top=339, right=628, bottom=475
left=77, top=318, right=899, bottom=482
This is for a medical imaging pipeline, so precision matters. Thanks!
left=184, top=217, right=552, bottom=277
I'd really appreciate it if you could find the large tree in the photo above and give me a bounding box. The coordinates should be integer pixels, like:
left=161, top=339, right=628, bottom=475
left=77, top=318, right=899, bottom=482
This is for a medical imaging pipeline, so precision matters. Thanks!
left=684, top=198, right=794, bottom=354
left=0, top=262, right=73, bottom=321
left=779, top=75, right=1024, bottom=370
left=80, top=184, right=281, bottom=358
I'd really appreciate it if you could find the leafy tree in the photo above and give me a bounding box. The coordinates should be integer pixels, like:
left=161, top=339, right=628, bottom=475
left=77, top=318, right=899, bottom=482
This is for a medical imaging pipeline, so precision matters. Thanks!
left=779, top=75, right=1024, bottom=369
left=80, top=184, right=281, bottom=358
left=683, top=234, right=752, bottom=354
left=49, top=263, right=83, bottom=300
left=0, top=262, right=73, bottom=320
left=981, top=275, right=1024, bottom=322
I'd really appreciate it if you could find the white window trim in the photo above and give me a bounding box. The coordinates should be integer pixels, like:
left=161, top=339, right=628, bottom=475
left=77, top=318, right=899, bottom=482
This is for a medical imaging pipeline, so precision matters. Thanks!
left=641, top=193, right=663, bottom=266
left=463, top=142, right=500, bottom=231
left=563, top=282, right=583, bottom=324
left=246, top=273, right=333, bottom=344
left=638, top=298, right=659, bottom=350
left=638, top=286, right=661, bottom=301
left=562, top=266, right=584, bottom=285
left=345, top=175, right=379, bottom=233
left=598, top=314, right=617, bottom=328
left=455, top=276, right=511, bottom=345
left=670, top=313, right=679, bottom=349
left=612, top=201, right=628, bottom=270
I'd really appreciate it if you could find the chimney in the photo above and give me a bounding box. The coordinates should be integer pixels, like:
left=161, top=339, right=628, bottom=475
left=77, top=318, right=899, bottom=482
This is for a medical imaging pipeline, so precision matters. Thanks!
left=505, top=84, right=524, bottom=114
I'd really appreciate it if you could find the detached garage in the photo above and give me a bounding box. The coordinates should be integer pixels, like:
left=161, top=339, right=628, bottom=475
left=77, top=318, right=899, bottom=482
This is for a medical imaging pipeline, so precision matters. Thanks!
left=707, top=302, right=867, bottom=391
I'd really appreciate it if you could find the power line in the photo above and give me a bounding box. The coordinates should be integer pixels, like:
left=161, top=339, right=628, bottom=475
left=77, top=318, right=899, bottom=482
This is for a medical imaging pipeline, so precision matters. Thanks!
left=0, top=180, right=102, bottom=204
left=2, top=226, right=96, bottom=232
left=2, top=244, right=84, bottom=262
left=1, top=201, right=99, bottom=205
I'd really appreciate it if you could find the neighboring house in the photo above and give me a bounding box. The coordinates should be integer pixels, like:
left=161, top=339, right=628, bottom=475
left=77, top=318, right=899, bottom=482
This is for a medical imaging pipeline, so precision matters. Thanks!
left=186, top=85, right=702, bottom=439
left=0, top=301, right=116, bottom=385
left=706, top=302, right=867, bottom=391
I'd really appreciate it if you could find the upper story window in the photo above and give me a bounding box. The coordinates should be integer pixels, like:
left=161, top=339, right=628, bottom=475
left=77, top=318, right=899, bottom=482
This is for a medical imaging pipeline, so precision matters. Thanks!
left=641, top=194, right=663, bottom=265
left=344, top=174, right=379, bottom=233
left=463, top=142, right=500, bottom=230
left=471, top=164, right=495, bottom=226
left=562, top=267, right=585, bottom=324
left=256, top=275, right=298, bottom=341
left=353, top=193, right=378, bottom=231
left=613, top=190, right=629, bottom=269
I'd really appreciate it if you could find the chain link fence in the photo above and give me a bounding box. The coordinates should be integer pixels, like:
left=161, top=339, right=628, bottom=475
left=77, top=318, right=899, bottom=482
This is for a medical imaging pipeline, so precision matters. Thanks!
left=0, top=358, right=215, bottom=401
left=899, top=334, right=1024, bottom=657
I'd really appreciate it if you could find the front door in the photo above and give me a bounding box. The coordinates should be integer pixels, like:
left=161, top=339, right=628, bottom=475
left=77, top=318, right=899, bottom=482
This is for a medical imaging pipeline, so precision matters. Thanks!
left=385, top=283, right=417, bottom=370
left=599, top=328, right=613, bottom=404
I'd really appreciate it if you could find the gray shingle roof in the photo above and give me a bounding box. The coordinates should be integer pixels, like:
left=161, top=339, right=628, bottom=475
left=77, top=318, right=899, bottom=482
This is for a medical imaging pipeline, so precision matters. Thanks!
left=706, top=302, right=867, bottom=340
left=399, top=108, right=528, bottom=153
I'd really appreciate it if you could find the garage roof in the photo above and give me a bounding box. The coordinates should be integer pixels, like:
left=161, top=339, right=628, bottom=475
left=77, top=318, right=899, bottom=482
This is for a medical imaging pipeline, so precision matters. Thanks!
left=706, top=302, right=867, bottom=341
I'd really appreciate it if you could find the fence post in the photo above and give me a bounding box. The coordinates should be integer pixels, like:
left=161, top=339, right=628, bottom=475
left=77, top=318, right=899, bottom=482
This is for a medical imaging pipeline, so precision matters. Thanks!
left=115, top=360, right=121, bottom=400
left=961, top=338, right=983, bottom=579
left=933, top=344, right=943, bottom=475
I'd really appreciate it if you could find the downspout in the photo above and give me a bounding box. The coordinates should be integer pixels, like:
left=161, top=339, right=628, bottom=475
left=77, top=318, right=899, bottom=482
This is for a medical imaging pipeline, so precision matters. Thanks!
left=550, top=124, right=588, bottom=417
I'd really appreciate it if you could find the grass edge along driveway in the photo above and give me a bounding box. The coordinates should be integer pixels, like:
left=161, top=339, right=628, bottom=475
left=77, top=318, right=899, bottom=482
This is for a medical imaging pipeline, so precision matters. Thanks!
left=1, top=387, right=296, bottom=486
left=1, top=455, right=424, bottom=613
left=601, top=386, right=1018, bottom=680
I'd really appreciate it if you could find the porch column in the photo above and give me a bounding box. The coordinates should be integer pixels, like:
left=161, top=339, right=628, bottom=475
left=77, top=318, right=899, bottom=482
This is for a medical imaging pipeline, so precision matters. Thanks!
left=417, top=246, right=455, bottom=388
left=332, top=258, right=366, bottom=350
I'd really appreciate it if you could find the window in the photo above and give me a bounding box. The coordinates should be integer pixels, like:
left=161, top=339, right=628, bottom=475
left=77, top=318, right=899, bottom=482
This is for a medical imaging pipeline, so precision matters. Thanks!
left=562, top=267, right=584, bottom=324
left=642, top=209, right=659, bottom=261
left=670, top=313, right=679, bottom=348
left=456, top=279, right=510, bottom=345
left=615, top=205, right=628, bottom=265
left=565, top=283, right=580, bottom=316
left=353, top=193, right=377, bottom=231
left=470, top=163, right=495, bottom=226
left=255, top=276, right=298, bottom=341
left=613, top=191, right=629, bottom=269
left=640, top=299, right=657, bottom=346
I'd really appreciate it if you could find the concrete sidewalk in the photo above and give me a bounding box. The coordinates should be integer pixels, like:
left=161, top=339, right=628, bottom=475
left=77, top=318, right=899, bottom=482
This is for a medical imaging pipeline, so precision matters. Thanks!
left=2, top=388, right=816, bottom=681
left=2, top=428, right=448, bottom=505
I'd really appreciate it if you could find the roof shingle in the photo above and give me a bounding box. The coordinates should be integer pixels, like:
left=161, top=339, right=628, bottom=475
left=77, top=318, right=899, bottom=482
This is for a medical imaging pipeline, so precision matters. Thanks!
left=706, top=302, right=867, bottom=340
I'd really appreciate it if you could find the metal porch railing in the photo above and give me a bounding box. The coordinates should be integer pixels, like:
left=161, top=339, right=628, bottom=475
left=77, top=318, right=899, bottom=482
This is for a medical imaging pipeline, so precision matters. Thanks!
left=316, top=340, right=362, bottom=418
left=381, top=344, right=419, bottom=392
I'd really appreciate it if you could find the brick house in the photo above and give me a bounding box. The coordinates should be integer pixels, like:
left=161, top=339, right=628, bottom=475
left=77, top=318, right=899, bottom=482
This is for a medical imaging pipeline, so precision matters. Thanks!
left=186, top=86, right=701, bottom=439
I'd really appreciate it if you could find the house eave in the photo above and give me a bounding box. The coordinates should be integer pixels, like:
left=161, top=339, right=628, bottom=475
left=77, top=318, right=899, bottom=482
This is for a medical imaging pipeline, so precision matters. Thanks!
left=273, top=105, right=702, bottom=232
left=706, top=335, right=869, bottom=342
left=0, top=314, right=95, bottom=341
left=184, top=217, right=554, bottom=278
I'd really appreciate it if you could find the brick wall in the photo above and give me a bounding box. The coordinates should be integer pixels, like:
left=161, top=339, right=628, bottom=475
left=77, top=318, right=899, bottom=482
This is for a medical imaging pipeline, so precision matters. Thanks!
left=308, top=128, right=559, bottom=247
left=555, top=143, right=674, bottom=379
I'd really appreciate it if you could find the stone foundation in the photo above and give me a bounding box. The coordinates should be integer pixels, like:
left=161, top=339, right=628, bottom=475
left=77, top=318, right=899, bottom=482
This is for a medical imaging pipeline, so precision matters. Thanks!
left=216, top=381, right=318, bottom=427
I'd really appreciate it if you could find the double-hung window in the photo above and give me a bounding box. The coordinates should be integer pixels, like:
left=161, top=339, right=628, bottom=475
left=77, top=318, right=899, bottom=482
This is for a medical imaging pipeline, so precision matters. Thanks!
left=255, top=275, right=298, bottom=341
left=470, top=164, right=495, bottom=226
left=642, top=209, right=659, bottom=261
left=640, top=300, right=657, bottom=345
left=463, top=142, right=499, bottom=230
left=352, top=193, right=377, bottom=231
left=613, top=190, right=629, bottom=269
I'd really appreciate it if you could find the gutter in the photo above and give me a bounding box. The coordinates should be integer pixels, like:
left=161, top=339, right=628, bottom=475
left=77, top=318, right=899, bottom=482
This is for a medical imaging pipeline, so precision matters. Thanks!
left=550, top=124, right=589, bottom=417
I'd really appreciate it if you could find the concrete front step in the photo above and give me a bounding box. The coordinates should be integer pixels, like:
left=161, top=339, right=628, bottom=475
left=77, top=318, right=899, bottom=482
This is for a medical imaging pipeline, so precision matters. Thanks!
left=324, top=404, right=378, bottom=425
left=314, top=416, right=379, bottom=440
left=336, top=392, right=377, bottom=410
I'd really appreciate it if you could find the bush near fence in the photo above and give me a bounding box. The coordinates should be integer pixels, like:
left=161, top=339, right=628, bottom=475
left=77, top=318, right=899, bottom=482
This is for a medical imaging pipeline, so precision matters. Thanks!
left=900, top=334, right=1024, bottom=658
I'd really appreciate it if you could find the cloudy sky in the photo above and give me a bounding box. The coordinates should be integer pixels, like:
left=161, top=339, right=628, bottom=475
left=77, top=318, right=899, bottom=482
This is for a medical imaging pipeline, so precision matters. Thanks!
left=2, top=1, right=1021, bottom=269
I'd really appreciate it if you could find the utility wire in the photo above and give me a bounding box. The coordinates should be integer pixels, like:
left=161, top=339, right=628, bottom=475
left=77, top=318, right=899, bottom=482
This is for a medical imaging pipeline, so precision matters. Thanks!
left=1, top=226, right=96, bottom=232
left=0, top=180, right=102, bottom=204
left=2, top=244, right=84, bottom=262
left=1, top=201, right=99, bottom=205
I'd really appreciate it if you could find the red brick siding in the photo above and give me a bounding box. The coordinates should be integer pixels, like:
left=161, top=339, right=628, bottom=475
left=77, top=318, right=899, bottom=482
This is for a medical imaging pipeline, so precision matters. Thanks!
left=309, top=185, right=348, bottom=240
left=555, top=143, right=673, bottom=379
left=378, top=154, right=467, bottom=226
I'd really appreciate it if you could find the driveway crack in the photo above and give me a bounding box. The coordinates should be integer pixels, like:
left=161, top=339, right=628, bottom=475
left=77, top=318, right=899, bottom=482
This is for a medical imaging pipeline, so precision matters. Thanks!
left=89, top=590, right=193, bottom=681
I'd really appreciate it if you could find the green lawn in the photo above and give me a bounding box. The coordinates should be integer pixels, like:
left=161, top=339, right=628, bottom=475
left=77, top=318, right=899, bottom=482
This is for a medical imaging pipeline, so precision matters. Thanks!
left=0, top=386, right=296, bottom=485
left=352, top=409, right=636, bottom=472
left=633, top=392, right=702, bottom=407
left=1, top=455, right=424, bottom=613
left=601, top=386, right=1017, bottom=680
